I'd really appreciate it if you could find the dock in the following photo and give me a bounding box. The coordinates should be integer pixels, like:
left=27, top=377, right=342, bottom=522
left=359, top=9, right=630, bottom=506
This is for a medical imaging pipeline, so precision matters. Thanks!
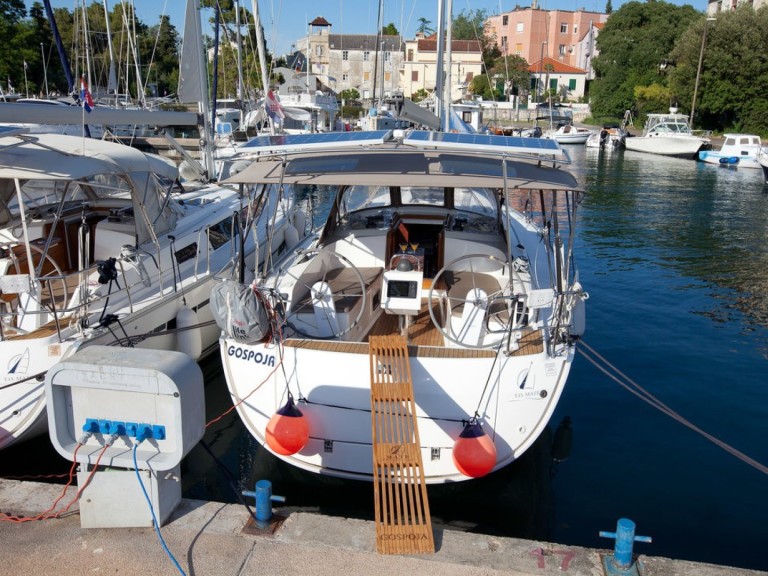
left=0, top=478, right=764, bottom=576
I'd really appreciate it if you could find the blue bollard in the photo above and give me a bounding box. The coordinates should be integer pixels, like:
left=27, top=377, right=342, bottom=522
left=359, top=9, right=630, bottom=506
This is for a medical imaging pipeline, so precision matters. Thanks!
left=242, top=479, right=286, bottom=528
left=599, top=518, right=652, bottom=575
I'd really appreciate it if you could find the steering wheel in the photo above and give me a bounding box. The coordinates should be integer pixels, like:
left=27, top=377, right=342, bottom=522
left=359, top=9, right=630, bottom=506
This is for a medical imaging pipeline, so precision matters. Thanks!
left=2, top=243, right=69, bottom=315
left=275, top=248, right=367, bottom=339
left=428, top=254, right=511, bottom=348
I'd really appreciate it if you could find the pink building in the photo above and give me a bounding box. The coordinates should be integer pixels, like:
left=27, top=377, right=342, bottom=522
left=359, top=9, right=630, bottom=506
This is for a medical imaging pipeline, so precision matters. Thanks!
left=485, top=7, right=607, bottom=69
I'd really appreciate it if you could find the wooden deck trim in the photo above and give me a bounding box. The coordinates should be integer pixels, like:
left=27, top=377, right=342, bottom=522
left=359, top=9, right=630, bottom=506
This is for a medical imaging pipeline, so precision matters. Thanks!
left=369, top=334, right=434, bottom=554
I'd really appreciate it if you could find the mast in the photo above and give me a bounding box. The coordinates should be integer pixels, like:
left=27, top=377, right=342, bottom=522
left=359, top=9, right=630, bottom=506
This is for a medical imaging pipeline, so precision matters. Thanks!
left=179, top=0, right=215, bottom=179
left=81, top=0, right=93, bottom=91
left=434, top=0, right=446, bottom=127
left=103, top=0, right=118, bottom=98
left=42, top=0, right=75, bottom=94
left=443, top=0, right=453, bottom=132
left=235, top=0, right=244, bottom=127
left=250, top=0, right=274, bottom=134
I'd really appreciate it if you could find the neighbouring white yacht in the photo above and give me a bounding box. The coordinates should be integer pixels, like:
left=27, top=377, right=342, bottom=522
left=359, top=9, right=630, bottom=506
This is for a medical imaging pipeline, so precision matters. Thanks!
left=213, top=130, right=588, bottom=485
left=624, top=108, right=710, bottom=158
left=0, top=128, right=295, bottom=450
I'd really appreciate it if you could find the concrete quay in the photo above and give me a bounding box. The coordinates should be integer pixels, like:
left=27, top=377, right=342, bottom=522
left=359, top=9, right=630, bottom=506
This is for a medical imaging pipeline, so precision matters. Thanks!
left=0, top=479, right=765, bottom=576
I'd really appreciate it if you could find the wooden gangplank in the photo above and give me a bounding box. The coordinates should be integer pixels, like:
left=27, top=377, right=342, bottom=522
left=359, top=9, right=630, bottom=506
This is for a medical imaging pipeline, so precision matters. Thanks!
left=368, top=334, right=434, bottom=555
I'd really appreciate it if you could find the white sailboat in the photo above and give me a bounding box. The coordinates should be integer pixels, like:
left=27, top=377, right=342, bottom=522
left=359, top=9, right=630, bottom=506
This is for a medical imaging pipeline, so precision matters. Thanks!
left=213, top=129, right=587, bottom=484
left=0, top=0, right=296, bottom=451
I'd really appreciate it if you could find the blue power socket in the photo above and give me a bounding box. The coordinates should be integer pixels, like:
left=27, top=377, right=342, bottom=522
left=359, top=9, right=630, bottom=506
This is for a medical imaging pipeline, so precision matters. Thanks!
left=82, top=419, right=165, bottom=441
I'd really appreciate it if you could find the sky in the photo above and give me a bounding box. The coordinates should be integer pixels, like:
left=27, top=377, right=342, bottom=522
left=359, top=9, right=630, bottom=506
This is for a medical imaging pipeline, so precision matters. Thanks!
left=31, top=0, right=708, bottom=57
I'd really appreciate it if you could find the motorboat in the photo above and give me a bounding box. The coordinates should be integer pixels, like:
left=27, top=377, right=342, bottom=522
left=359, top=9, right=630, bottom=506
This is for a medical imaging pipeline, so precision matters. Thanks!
left=585, top=124, right=627, bottom=150
left=0, top=127, right=295, bottom=450
left=546, top=123, right=595, bottom=145
left=213, top=129, right=588, bottom=484
left=698, top=134, right=764, bottom=169
left=623, top=109, right=710, bottom=158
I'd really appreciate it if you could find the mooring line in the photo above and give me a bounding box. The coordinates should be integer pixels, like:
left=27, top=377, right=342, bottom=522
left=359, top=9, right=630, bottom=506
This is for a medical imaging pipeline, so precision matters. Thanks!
left=578, top=340, right=768, bottom=476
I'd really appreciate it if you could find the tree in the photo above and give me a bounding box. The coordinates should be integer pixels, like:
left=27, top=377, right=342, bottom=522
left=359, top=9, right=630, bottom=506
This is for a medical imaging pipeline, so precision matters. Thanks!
left=668, top=8, right=768, bottom=132
left=339, top=88, right=360, bottom=103
left=470, top=54, right=529, bottom=101
left=605, top=0, right=613, bottom=15
left=381, top=23, right=398, bottom=36
left=412, top=88, right=429, bottom=103
left=416, top=17, right=434, bottom=36
left=589, top=0, right=699, bottom=118
left=451, top=9, right=499, bottom=72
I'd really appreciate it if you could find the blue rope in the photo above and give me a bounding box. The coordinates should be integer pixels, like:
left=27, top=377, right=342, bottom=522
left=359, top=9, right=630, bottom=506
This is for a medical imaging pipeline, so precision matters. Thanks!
left=132, top=444, right=187, bottom=576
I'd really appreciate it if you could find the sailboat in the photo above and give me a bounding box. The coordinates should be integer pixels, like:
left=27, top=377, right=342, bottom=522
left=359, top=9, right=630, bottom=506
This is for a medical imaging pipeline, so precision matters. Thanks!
left=0, top=0, right=296, bottom=451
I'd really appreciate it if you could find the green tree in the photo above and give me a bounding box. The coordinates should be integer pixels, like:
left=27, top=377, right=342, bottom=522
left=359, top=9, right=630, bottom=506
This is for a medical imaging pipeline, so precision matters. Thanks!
left=381, top=23, right=398, bottom=36
left=339, top=88, right=360, bottom=103
left=416, top=17, right=434, bottom=35
left=589, top=0, right=699, bottom=118
left=452, top=9, right=499, bottom=72
left=412, top=88, right=429, bottom=103
left=605, top=0, right=613, bottom=15
left=668, top=8, right=768, bottom=132
left=470, top=54, right=529, bottom=101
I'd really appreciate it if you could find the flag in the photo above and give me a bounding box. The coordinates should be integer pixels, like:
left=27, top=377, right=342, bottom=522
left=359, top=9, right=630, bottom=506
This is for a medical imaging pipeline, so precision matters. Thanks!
left=80, top=75, right=94, bottom=113
left=265, top=89, right=284, bottom=122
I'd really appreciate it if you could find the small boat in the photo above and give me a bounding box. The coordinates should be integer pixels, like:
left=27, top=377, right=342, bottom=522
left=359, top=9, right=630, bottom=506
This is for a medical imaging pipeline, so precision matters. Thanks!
left=698, top=134, right=764, bottom=169
left=585, top=124, right=627, bottom=150
left=623, top=108, right=710, bottom=158
left=0, top=127, right=294, bottom=450
left=547, top=123, right=595, bottom=145
left=214, top=129, right=588, bottom=484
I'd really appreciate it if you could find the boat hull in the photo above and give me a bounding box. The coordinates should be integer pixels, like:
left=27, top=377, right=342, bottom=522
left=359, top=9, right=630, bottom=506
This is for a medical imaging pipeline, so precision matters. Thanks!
left=624, top=135, right=708, bottom=158
left=221, top=335, right=573, bottom=484
left=698, top=151, right=761, bottom=169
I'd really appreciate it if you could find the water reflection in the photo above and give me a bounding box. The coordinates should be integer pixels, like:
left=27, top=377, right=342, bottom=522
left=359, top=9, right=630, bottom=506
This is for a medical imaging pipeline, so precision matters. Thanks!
left=574, top=146, right=768, bottom=341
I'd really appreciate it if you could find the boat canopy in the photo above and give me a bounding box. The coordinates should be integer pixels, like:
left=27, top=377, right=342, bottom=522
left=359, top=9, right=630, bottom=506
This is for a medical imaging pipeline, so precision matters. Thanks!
left=225, top=130, right=581, bottom=191
left=226, top=151, right=580, bottom=191
left=0, top=133, right=179, bottom=243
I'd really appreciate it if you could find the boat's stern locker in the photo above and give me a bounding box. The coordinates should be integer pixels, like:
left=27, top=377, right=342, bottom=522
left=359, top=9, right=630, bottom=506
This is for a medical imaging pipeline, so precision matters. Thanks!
left=221, top=337, right=571, bottom=481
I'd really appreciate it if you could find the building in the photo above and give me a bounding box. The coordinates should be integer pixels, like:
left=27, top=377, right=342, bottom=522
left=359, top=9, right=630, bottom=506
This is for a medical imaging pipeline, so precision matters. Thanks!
left=529, top=57, right=588, bottom=103
left=400, top=33, right=483, bottom=101
left=707, top=0, right=768, bottom=12
left=485, top=7, right=608, bottom=71
left=295, top=17, right=404, bottom=103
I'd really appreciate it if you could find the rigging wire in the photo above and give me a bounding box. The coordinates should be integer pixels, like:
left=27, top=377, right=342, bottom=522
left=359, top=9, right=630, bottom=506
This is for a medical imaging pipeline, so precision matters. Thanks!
left=578, top=340, right=768, bottom=476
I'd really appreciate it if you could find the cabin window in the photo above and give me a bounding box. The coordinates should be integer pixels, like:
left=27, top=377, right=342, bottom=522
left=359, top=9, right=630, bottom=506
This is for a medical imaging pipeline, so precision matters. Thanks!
left=342, top=50, right=349, bottom=61
left=560, top=23, right=568, bottom=33
left=338, top=185, right=391, bottom=219
left=364, top=51, right=370, bottom=61
left=412, top=70, right=419, bottom=82
left=401, top=187, right=445, bottom=207
left=503, top=15, right=509, bottom=25
left=516, top=22, right=524, bottom=33
left=407, top=49, right=413, bottom=61
left=208, top=215, right=237, bottom=250
left=454, top=187, right=497, bottom=217
left=569, top=78, right=576, bottom=90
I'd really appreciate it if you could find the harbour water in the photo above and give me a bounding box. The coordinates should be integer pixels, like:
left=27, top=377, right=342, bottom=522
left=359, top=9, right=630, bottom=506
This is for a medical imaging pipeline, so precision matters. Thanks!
left=2, top=145, right=766, bottom=572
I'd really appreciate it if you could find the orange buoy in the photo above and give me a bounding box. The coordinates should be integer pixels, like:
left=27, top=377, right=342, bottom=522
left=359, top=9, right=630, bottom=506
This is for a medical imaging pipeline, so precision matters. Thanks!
left=265, top=396, right=309, bottom=456
left=452, top=420, right=497, bottom=478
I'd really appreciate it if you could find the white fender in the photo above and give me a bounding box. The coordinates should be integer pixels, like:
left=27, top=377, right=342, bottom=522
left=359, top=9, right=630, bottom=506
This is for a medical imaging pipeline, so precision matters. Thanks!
left=570, top=282, right=587, bottom=337
left=293, top=210, right=307, bottom=237
left=176, top=305, right=202, bottom=359
left=284, top=223, right=300, bottom=250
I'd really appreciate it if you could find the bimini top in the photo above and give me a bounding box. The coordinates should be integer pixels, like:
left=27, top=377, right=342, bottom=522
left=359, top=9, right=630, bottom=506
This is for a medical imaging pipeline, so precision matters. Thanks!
left=226, top=130, right=581, bottom=191
left=0, top=132, right=178, bottom=181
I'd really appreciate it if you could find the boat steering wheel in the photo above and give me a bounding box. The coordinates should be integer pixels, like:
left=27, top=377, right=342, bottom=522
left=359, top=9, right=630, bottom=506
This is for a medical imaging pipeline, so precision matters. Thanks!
left=275, top=248, right=367, bottom=339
